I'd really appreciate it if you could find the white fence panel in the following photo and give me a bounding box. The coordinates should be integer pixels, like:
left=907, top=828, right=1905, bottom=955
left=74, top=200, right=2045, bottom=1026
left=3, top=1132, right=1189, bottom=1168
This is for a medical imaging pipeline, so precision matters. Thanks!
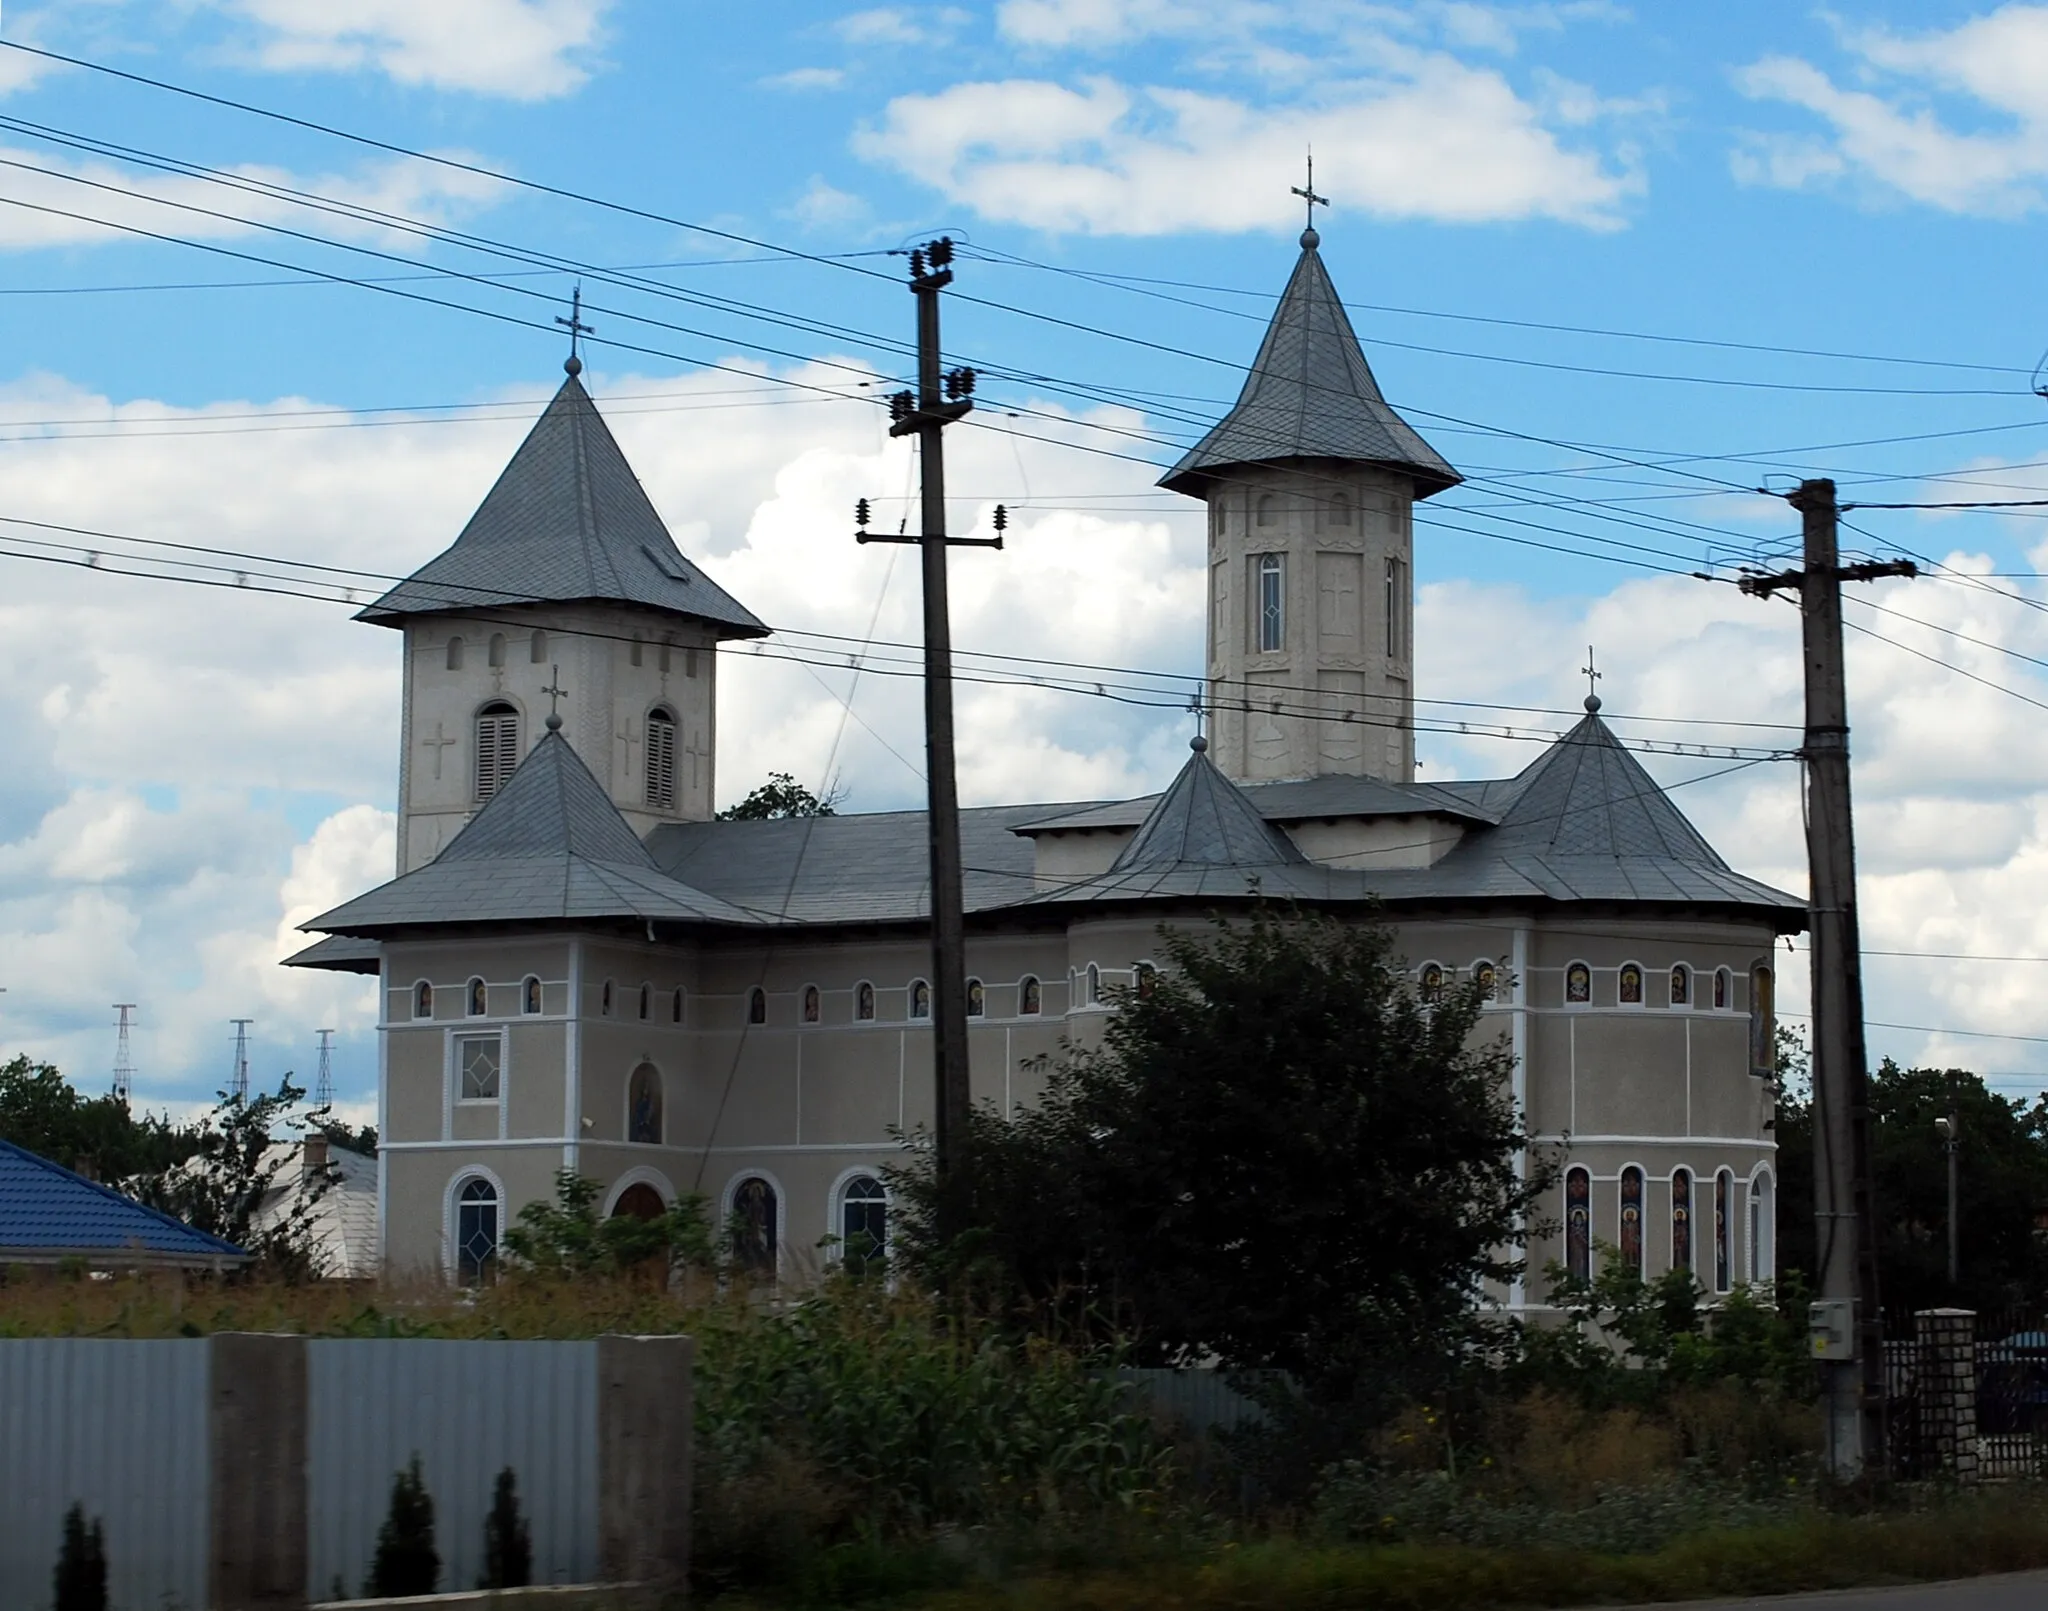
left=0, top=1339, right=210, bottom=1611
left=306, top=1339, right=599, bottom=1598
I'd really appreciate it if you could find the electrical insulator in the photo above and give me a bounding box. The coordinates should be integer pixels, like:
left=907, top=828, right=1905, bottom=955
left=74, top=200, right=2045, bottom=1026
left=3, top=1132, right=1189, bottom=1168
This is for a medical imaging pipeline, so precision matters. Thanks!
left=944, top=366, right=976, bottom=400
left=993, top=504, right=1008, bottom=533
left=928, top=237, right=954, bottom=267
left=855, top=498, right=871, bottom=528
left=908, top=248, right=926, bottom=279
left=889, top=390, right=914, bottom=421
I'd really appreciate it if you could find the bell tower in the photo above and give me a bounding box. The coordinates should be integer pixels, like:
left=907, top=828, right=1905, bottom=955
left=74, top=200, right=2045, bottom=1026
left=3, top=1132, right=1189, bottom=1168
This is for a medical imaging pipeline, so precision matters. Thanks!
left=1161, top=221, right=1460, bottom=785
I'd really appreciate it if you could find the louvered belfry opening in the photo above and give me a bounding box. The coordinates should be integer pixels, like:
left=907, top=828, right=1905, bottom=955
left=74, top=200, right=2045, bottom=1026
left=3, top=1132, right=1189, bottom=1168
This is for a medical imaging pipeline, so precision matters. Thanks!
left=475, top=701, right=521, bottom=801
left=645, top=707, right=678, bottom=811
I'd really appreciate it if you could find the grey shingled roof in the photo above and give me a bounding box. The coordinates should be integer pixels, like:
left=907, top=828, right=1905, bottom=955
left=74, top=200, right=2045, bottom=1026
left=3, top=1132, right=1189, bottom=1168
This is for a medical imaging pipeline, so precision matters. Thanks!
left=1017, top=771, right=1497, bottom=835
left=305, top=729, right=760, bottom=935
left=1160, top=233, right=1460, bottom=498
left=358, top=369, right=767, bottom=636
left=1109, top=740, right=1305, bottom=872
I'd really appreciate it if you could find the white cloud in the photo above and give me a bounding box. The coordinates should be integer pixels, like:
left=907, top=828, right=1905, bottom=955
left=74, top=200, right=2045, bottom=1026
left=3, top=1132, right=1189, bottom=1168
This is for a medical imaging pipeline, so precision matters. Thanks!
left=762, top=66, right=848, bottom=91
left=836, top=6, right=969, bottom=46
left=1735, top=6, right=2048, bottom=215
left=212, top=0, right=613, bottom=99
left=0, top=146, right=506, bottom=252
left=783, top=175, right=872, bottom=232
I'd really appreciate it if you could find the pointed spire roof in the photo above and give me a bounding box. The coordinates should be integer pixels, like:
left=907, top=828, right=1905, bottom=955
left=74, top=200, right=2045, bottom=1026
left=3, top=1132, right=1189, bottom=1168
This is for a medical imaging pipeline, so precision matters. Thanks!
left=1160, top=232, right=1460, bottom=498
left=1109, top=737, right=1306, bottom=873
left=358, top=368, right=767, bottom=636
left=306, top=728, right=761, bottom=934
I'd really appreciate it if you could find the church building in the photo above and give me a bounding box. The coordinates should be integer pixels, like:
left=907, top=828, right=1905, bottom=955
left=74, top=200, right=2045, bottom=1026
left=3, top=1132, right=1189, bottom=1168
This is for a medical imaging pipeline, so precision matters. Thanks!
left=290, top=226, right=1801, bottom=1304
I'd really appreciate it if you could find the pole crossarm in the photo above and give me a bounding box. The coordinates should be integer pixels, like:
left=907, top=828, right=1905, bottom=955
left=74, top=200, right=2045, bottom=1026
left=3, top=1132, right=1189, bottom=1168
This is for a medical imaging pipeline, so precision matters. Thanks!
left=1738, top=559, right=1917, bottom=599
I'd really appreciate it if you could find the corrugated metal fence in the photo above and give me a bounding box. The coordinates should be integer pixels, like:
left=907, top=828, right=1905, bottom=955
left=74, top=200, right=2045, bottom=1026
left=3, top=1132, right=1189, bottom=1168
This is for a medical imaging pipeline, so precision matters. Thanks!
left=0, top=1339, right=211, bottom=1611
left=307, top=1340, right=599, bottom=1598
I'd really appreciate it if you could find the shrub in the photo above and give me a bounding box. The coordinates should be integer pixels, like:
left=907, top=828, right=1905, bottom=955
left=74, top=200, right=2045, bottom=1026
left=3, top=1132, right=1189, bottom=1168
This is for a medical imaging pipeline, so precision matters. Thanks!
left=367, top=1455, right=437, bottom=1598
left=480, top=1466, right=532, bottom=1590
left=53, top=1503, right=107, bottom=1611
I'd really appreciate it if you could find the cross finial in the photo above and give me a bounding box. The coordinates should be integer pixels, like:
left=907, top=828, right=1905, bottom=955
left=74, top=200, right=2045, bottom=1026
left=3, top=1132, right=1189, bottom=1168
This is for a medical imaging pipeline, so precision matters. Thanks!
left=1581, top=645, right=1603, bottom=713
left=556, top=283, right=595, bottom=375
left=542, top=664, right=569, bottom=730
left=1187, top=686, right=1207, bottom=749
left=1291, top=150, right=1329, bottom=244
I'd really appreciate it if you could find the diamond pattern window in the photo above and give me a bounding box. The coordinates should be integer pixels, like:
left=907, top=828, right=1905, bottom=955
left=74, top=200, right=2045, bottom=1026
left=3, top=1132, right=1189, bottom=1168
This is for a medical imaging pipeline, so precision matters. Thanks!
left=458, top=1036, right=500, bottom=1101
left=456, top=1176, right=498, bottom=1283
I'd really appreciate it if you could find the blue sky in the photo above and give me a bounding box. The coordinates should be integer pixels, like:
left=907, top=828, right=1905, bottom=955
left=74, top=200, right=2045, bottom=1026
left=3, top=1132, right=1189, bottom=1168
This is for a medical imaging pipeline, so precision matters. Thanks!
left=3, top=0, right=2048, bottom=1114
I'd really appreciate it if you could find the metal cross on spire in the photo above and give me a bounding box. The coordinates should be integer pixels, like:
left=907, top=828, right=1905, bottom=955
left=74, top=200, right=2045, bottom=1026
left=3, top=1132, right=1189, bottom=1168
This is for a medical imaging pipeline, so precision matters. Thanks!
left=1291, top=151, right=1329, bottom=235
left=555, top=283, right=595, bottom=372
left=1581, top=645, right=1604, bottom=712
left=541, top=664, right=569, bottom=729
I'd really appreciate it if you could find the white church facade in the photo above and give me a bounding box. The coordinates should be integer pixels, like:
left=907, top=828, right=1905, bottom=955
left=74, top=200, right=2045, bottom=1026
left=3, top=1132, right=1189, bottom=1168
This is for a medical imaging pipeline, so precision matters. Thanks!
left=290, top=229, right=1799, bottom=1304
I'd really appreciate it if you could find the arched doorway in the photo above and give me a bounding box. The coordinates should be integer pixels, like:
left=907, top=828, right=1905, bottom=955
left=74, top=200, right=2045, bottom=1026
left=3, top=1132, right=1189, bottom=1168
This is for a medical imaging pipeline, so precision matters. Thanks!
left=612, top=1182, right=666, bottom=1221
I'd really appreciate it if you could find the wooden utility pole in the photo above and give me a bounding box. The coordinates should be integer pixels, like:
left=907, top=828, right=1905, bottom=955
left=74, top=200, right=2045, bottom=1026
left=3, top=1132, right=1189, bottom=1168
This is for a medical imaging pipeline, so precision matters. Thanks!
left=1742, top=477, right=1913, bottom=1477
left=857, top=237, right=1001, bottom=1238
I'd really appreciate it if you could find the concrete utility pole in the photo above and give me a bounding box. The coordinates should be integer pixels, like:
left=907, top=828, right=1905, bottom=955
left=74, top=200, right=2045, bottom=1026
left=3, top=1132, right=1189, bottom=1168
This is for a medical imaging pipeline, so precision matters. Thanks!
left=1742, top=477, right=1914, bottom=1479
left=855, top=236, right=1002, bottom=1238
left=1937, top=1087, right=1961, bottom=1289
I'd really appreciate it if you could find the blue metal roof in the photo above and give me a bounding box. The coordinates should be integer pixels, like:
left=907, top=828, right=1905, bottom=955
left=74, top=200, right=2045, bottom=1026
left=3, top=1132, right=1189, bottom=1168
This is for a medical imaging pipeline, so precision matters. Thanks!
left=0, top=1139, right=248, bottom=1265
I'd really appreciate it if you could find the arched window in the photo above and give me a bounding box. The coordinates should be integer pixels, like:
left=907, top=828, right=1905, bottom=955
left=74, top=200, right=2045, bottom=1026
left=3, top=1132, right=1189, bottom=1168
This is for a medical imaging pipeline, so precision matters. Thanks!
left=1619, top=963, right=1644, bottom=1005
left=1714, top=1169, right=1734, bottom=1293
left=1749, top=963, right=1775, bottom=1077
left=1749, top=1172, right=1774, bottom=1283
left=1619, top=1166, right=1645, bottom=1277
left=659, top=638, right=674, bottom=675
left=414, top=980, right=434, bottom=1020
left=466, top=977, right=487, bottom=1017
left=629, top=636, right=644, bottom=668
left=475, top=701, right=520, bottom=801
left=446, top=636, right=465, bottom=671
left=1385, top=557, right=1405, bottom=659
left=1328, top=492, right=1352, bottom=527
left=1671, top=1168, right=1694, bottom=1274
left=1255, top=492, right=1277, bottom=527
left=966, top=979, right=985, bottom=1017
left=855, top=981, right=876, bottom=1022
left=1134, top=962, right=1157, bottom=1000
left=1085, top=963, right=1101, bottom=1005
left=1419, top=962, right=1446, bottom=1003
left=909, top=980, right=930, bottom=1020
left=1472, top=960, right=1498, bottom=1002
left=731, top=1176, right=778, bottom=1275
left=748, top=987, right=767, bottom=1025
left=628, top=1063, right=663, bottom=1144
left=645, top=706, right=678, bottom=810
left=613, top=1183, right=666, bottom=1221
left=841, top=1174, right=887, bottom=1270
left=1565, top=1167, right=1591, bottom=1283
left=455, top=1176, right=499, bottom=1283
left=1019, top=975, right=1042, bottom=1015
left=1714, top=967, right=1732, bottom=1010
left=1565, top=962, right=1591, bottom=1005
left=488, top=632, right=507, bottom=669
left=1256, top=553, right=1284, bottom=651
left=672, top=987, right=685, bottom=1025
left=1670, top=964, right=1691, bottom=1007
left=802, top=985, right=821, bottom=1024
left=639, top=983, right=652, bottom=1021
left=530, top=629, right=549, bottom=664
left=601, top=980, right=615, bottom=1016
left=522, top=976, right=541, bottom=1016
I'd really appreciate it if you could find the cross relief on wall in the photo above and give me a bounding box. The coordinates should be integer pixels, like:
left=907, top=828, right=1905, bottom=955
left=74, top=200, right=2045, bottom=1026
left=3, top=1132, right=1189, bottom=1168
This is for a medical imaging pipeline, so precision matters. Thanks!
left=419, top=721, right=458, bottom=781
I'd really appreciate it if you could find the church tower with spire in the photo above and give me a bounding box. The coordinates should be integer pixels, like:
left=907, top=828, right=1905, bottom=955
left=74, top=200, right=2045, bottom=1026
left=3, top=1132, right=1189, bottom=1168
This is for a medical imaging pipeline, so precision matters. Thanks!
left=1162, top=222, right=1460, bottom=785
left=359, top=357, right=767, bottom=873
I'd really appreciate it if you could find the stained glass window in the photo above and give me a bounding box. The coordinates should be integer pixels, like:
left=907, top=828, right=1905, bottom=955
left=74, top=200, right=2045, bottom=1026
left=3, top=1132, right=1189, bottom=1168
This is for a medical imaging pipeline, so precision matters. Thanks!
left=967, top=979, right=985, bottom=1017
left=1749, top=965, right=1775, bottom=1077
left=1473, top=961, right=1498, bottom=1001
left=467, top=977, right=487, bottom=1017
left=749, top=987, right=767, bottom=1025
left=1619, top=964, right=1644, bottom=1005
left=1672, top=1169, right=1693, bottom=1273
left=1715, top=1170, right=1733, bottom=1293
left=803, top=985, right=820, bottom=1024
left=1565, top=1168, right=1591, bottom=1283
left=1619, top=1166, right=1644, bottom=1277
left=856, top=982, right=875, bottom=1021
left=522, top=976, right=542, bottom=1015
left=1670, top=964, right=1691, bottom=1006
left=1714, top=968, right=1731, bottom=1010
left=1420, top=962, right=1446, bottom=1002
left=414, top=981, right=434, bottom=1020
left=732, top=1176, right=778, bottom=1276
left=910, top=980, right=930, bottom=1020
left=1566, top=963, right=1591, bottom=1005
left=1020, top=976, right=1041, bottom=1016
left=628, top=1063, right=663, bottom=1144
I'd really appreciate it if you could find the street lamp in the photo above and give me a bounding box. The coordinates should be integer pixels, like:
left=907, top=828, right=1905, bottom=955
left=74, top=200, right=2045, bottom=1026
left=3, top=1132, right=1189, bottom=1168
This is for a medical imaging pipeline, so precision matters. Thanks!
left=1934, top=1113, right=1960, bottom=1289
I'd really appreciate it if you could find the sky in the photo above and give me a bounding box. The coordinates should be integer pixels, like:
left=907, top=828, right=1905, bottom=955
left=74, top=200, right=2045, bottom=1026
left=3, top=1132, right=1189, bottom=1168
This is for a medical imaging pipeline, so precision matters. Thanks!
left=1, top=0, right=2048, bottom=1120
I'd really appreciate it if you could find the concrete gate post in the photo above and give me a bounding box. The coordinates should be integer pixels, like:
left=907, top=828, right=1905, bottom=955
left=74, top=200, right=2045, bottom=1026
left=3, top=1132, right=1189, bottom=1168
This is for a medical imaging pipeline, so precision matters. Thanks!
left=1914, top=1308, right=1980, bottom=1484
left=209, top=1333, right=310, bottom=1609
left=597, top=1334, right=694, bottom=1594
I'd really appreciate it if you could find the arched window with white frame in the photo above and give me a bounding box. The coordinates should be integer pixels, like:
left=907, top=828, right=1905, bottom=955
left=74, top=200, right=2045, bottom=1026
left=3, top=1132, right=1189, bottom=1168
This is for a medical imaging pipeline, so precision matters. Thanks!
left=1564, top=1167, right=1591, bottom=1283
left=1670, top=964, right=1692, bottom=1007
left=1714, top=1169, right=1734, bottom=1292
left=453, top=1174, right=500, bottom=1284
left=839, top=1173, right=888, bottom=1271
left=475, top=701, right=520, bottom=801
left=855, top=981, right=875, bottom=1021
left=1419, top=962, right=1446, bottom=1003
left=645, top=706, right=679, bottom=810
left=466, top=977, right=487, bottom=1018
left=413, top=980, right=434, bottom=1020
left=1085, top=963, right=1101, bottom=1005
left=639, top=982, right=652, bottom=1021
left=1019, top=975, right=1041, bottom=1015
left=628, top=1063, right=663, bottom=1144
left=1256, top=553, right=1284, bottom=651
left=730, top=1174, right=779, bottom=1276
left=748, top=987, right=767, bottom=1025
left=1618, top=962, right=1645, bottom=1006
left=1619, top=1165, right=1645, bottom=1277
left=1134, top=961, right=1158, bottom=1000
left=522, top=976, right=541, bottom=1016
left=1471, top=960, right=1499, bottom=1002
left=1749, top=1170, right=1775, bottom=1283
left=1671, top=1168, right=1694, bottom=1274
left=1714, top=967, right=1732, bottom=1010
left=966, top=978, right=985, bottom=1017
left=909, top=979, right=930, bottom=1020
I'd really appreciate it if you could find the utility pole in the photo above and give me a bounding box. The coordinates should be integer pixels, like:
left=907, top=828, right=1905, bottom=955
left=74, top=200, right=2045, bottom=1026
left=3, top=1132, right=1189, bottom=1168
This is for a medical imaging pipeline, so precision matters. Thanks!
left=854, top=236, right=1002, bottom=1239
left=1742, top=477, right=1914, bottom=1479
left=229, top=1019, right=253, bottom=1103
left=111, top=1004, right=137, bottom=1103
left=1937, top=1074, right=1960, bottom=1289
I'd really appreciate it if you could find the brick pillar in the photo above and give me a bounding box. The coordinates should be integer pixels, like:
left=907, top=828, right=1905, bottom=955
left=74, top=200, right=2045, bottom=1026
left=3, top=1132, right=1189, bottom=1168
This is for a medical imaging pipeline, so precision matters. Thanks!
left=597, top=1334, right=694, bottom=1592
left=209, top=1333, right=309, bottom=1609
left=1915, top=1308, right=1979, bottom=1484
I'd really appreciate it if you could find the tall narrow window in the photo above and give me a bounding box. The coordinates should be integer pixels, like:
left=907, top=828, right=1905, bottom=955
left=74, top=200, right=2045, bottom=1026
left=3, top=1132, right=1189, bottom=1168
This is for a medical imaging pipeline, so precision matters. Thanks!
left=1671, top=1168, right=1694, bottom=1274
left=803, top=985, right=821, bottom=1024
left=414, top=981, right=434, bottom=1020
left=748, top=987, right=767, bottom=1025
left=732, top=1176, right=778, bottom=1275
left=1714, top=967, right=1732, bottom=1010
left=1619, top=963, right=1644, bottom=1005
left=646, top=706, right=678, bottom=809
left=1385, top=558, right=1404, bottom=658
left=855, top=981, right=876, bottom=1022
left=446, top=636, right=465, bottom=671
left=630, top=637, right=644, bottom=667
left=488, top=632, right=507, bottom=669
left=1473, top=960, right=1499, bottom=1002
left=1565, top=1167, right=1591, bottom=1283
left=1565, top=962, right=1591, bottom=1005
left=1419, top=962, right=1446, bottom=1003
left=1750, top=1173, right=1774, bottom=1282
left=628, top=1063, right=663, bottom=1144
left=639, top=983, right=652, bottom=1021
left=1134, top=962, right=1157, bottom=1000
left=530, top=629, right=549, bottom=664
left=910, top=980, right=930, bottom=1020
left=1020, top=975, right=1042, bottom=1015
left=455, top=1176, right=499, bottom=1283
left=1749, top=964, right=1775, bottom=1076
left=475, top=701, right=520, bottom=801
left=466, top=977, right=487, bottom=1017
left=1085, top=963, right=1101, bottom=1005
left=522, top=976, right=542, bottom=1015
left=1619, top=1166, right=1644, bottom=1276
left=1257, top=554, right=1284, bottom=652
left=1670, top=964, right=1691, bottom=1006
left=1328, top=492, right=1352, bottom=527
left=659, top=639, right=673, bottom=675
left=966, top=979, right=985, bottom=1017
left=601, top=980, right=615, bottom=1016
left=672, top=987, right=685, bottom=1024
left=841, top=1174, right=887, bottom=1271
left=1255, top=492, right=1277, bottom=527
left=1714, top=1169, right=1733, bottom=1292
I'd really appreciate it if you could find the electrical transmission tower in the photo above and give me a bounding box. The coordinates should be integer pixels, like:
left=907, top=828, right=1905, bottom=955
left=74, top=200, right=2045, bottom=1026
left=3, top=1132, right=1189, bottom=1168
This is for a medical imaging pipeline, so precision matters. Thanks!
left=315, top=1029, right=335, bottom=1109
left=229, top=1019, right=253, bottom=1102
left=111, top=1004, right=137, bottom=1102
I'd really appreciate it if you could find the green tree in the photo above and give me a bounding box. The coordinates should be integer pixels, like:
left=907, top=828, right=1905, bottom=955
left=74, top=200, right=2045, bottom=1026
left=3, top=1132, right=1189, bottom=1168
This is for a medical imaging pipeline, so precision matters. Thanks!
left=479, top=1467, right=532, bottom=1590
left=319, top=1118, right=378, bottom=1157
left=0, top=1056, right=199, bottom=1179
left=1776, top=1057, right=2048, bottom=1315
left=891, top=907, right=1551, bottom=1401
left=52, top=1503, right=106, bottom=1611
left=715, top=771, right=842, bottom=820
left=368, top=1456, right=438, bottom=1598
left=503, top=1169, right=713, bottom=1276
